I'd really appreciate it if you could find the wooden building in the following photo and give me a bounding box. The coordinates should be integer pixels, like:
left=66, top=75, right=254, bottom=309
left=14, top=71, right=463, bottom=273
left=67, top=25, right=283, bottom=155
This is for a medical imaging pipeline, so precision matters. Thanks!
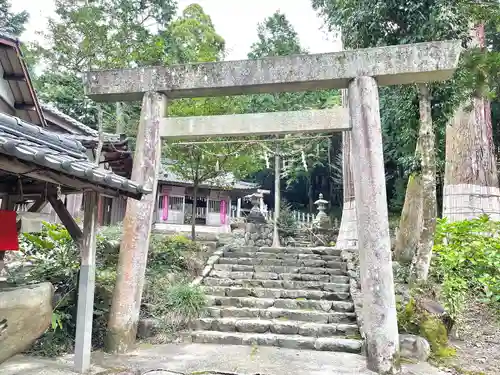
left=155, top=164, right=257, bottom=233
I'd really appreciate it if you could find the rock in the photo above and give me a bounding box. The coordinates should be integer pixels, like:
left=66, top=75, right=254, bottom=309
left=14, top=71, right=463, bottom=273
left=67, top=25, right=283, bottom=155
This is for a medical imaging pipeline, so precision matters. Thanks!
left=400, top=334, right=431, bottom=362
left=0, top=282, right=53, bottom=363
left=137, top=318, right=160, bottom=339
left=420, top=298, right=454, bottom=334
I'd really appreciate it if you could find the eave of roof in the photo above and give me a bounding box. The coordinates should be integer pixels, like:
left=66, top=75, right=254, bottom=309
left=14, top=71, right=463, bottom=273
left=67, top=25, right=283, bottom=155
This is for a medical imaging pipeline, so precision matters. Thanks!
left=0, top=112, right=150, bottom=199
left=0, top=33, right=46, bottom=127
left=41, top=103, right=98, bottom=136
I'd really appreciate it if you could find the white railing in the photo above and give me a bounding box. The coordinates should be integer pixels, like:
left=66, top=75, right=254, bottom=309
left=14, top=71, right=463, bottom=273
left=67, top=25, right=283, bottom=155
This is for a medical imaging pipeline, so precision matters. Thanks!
left=230, top=205, right=315, bottom=226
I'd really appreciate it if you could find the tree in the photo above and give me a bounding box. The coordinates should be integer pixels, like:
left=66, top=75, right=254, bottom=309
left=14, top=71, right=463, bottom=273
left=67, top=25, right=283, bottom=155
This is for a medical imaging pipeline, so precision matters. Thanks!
left=163, top=3, right=225, bottom=64
left=312, top=0, right=500, bottom=273
left=248, top=11, right=306, bottom=58
left=0, top=0, right=29, bottom=36
left=443, top=22, right=500, bottom=222
left=32, top=0, right=178, bottom=142
left=163, top=5, right=260, bottom=240
left=37, top=0, right=177, bottom=72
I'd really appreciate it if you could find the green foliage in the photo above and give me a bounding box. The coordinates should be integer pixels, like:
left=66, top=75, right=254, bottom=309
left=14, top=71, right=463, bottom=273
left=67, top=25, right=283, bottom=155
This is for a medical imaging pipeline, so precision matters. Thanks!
left=147, top=234, right=204, bottom=276
left=0, top=0, right=29, bottom=36
left=164, top=4, right=225, bottom=64
left=432, top=216, right=500, bottom=315
left=37, top=0, right=177, bottom=71
left=276, top=200, right=299, bottom=237
left=7, top=223, right=206, bottom=356
left=248, top=11, right=306, bottom=58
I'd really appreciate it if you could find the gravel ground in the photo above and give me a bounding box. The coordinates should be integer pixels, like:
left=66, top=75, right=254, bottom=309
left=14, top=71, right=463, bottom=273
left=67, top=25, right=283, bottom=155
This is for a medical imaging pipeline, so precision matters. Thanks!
left=440, top=299, right=500, bottom=375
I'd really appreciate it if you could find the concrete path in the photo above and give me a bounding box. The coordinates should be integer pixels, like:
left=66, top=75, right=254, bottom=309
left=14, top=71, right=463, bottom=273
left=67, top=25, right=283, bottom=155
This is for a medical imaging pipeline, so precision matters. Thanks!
left=0, top=343, right=447, bottom=375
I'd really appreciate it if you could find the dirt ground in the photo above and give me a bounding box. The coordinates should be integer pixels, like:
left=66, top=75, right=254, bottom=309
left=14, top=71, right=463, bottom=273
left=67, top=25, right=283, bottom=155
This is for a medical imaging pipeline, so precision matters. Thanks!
left=440, top=299, right=500, bottom=375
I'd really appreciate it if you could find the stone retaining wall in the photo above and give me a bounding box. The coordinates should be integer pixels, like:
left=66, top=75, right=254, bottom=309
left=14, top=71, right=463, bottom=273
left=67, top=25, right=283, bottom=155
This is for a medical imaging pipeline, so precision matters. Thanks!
left=340, top=249, right=365, bottom=343
left=244, top=222, right=274, bottom=247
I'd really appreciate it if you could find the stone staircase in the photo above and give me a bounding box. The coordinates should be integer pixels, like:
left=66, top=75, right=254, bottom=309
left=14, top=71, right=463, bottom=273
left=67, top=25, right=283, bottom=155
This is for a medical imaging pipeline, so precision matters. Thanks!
left=188, top=246, right=363, bottom=353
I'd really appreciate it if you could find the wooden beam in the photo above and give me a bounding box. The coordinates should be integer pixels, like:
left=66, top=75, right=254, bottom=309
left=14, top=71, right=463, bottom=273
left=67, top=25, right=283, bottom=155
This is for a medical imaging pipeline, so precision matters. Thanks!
left=28, top=199, right=48, bottom=213
left=14, top=103, right=36, bottom=111
left=3, top=73, right=26, bottom=82
left=47, top=194, right=83, bottom=242
left=0, top=157, right=122, bottom=198
left=74, top=191, right=98, bottom=374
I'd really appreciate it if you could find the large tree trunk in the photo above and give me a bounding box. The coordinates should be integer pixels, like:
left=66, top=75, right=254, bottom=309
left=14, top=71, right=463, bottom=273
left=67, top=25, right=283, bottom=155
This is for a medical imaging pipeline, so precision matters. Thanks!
left=394, top=150, right=423, bottom=264
left=443, top=24, right=500, bottom=221
left=411, top=84, right=437, bottom=282
left=105, top=92, right=165, bottom=353
left=336, top=89, right=358, bottom=249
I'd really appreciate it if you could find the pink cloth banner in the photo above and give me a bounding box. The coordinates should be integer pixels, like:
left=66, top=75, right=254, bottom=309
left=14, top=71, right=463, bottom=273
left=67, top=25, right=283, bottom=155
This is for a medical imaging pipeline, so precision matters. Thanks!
left=162, top=195, right=169, bottom=221
left=220, top=200, right=227, bottom=225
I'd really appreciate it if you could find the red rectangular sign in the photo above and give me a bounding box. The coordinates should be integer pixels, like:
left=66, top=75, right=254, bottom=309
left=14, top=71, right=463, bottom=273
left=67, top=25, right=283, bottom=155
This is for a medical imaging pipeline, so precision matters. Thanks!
left=0, top=210, right=19, bottom=251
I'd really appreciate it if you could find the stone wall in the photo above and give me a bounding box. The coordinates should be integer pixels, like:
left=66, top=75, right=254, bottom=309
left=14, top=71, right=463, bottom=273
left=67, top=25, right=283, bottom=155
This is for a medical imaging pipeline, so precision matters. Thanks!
left=340, top=250, right=365, bottom=343
left=244, top=222, right=273, bottom=247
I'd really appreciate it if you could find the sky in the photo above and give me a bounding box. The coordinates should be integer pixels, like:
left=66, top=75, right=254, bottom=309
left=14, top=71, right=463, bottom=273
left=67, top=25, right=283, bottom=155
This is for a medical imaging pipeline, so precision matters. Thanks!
left=11, top=0, right=342, bottom=61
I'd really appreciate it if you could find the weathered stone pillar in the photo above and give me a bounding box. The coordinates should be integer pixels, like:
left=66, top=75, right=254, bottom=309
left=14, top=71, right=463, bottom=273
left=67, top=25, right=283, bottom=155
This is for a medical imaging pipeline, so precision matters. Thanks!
left=105, top=92, right=165, bottom=353
left=348, top=76, right=400, bottom=374
left=336, top=89, right=358, bottom=250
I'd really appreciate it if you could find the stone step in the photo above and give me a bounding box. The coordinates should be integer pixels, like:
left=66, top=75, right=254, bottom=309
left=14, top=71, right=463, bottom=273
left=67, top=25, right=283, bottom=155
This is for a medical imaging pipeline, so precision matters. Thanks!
left=191, top=317, right=359, bottom=337
left=212, top=263, right=345, bottom=275
left=258, top=247, right=342, bottom=256
left=189, top=330, right=362, bottom=353
left=206, top=296, right=354, bottom=312
left=204, top=306, right=356, bottom=324
left=202, top=278, right=350, bottom=290
left=208, top=270, right=347, bottom=283
left=218, top=257, right=342, bottom=268
left=202, top=286, right=350, bottom=300
left=222, top=251, right=343, bottom=263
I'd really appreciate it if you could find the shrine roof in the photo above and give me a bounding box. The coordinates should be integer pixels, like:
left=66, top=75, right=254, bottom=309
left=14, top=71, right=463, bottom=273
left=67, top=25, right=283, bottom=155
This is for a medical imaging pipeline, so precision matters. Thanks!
left=41, top=103, right=98, bottom=136
left=159, top=161, right=258, bottom=191
left=0, top=112, right=150, bottom=199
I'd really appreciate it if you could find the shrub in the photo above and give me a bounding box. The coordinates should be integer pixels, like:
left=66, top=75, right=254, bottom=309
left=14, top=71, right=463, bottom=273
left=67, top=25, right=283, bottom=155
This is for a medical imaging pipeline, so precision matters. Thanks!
left=276, top=199, right=299, bottom=237
left=143, top=278, right=206, bottom=330
left=147, top=234, right=204, bottom=276
left=432, top=215, right=500, bottom=316
left=6, top=223, right=206, bottom=357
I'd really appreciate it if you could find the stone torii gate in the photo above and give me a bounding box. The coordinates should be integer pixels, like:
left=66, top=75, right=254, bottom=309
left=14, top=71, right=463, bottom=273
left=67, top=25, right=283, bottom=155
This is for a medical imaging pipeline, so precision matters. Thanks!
left=84, top=40, right=461, bottom=374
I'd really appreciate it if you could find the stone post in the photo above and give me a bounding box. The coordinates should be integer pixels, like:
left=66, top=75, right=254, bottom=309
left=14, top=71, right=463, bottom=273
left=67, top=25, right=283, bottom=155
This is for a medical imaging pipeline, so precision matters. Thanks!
left=348, top=76, right=400, bottom=374
left=105, top=92, right=165, bottom=353
left=236, top=198, right=241, bottom=218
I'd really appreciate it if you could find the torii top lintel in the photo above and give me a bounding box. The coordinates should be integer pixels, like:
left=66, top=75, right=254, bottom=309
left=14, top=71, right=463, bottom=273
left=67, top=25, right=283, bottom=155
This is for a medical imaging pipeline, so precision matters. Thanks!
left=84, top=40, right=462, bottom=102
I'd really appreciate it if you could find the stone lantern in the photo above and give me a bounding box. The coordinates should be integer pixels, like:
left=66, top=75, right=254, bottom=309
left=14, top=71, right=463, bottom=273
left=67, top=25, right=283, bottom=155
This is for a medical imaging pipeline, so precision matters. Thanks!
left=245, top=191, right=266, bottom=223
left=314, top=193, right=331, bottom=229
